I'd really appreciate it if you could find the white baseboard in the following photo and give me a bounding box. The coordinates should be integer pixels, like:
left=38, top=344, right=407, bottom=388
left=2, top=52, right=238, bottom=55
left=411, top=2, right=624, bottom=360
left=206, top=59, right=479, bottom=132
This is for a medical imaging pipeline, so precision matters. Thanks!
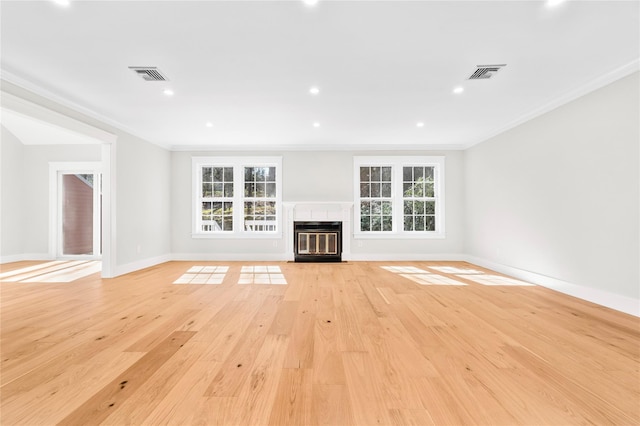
left=113, top=254, right=173, bottom=277
left=172, top=252, right=467, bottom=262
left=0, top=253, right=53, bottom=264
left=348, top=253, right=467, bottom=262
left=465, top=255, right=640, bottom=317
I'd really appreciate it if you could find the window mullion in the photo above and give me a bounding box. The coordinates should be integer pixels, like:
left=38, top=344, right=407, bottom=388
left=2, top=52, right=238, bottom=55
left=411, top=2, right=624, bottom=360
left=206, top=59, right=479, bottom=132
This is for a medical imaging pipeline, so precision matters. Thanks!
left=234, top=164, right=244, bottom=234
left=196, top=165, right=204, bottom=233
left=394, top=165, right=403, bottom=233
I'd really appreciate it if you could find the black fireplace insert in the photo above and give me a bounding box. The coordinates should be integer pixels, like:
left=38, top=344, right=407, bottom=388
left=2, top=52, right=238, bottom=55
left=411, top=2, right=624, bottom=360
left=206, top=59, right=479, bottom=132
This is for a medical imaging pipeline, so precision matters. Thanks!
left=294, top=221, right=342, bottom=262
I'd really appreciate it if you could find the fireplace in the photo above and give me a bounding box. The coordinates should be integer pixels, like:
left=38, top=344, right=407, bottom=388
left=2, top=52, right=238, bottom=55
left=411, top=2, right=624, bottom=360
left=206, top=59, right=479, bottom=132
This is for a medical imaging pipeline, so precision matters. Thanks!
left=294, top=221, right=342, bottom=262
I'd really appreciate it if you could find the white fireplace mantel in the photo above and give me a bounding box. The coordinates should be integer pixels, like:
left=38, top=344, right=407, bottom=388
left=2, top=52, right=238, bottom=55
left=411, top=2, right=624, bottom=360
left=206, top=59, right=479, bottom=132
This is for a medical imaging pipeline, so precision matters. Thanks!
left=283, top=202, right=353, bottom=261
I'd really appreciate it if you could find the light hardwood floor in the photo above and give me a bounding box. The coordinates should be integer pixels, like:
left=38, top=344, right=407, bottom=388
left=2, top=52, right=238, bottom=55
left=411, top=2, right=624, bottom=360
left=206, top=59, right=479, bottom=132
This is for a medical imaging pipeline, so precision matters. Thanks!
left=1, top=260, right=638, bottom=425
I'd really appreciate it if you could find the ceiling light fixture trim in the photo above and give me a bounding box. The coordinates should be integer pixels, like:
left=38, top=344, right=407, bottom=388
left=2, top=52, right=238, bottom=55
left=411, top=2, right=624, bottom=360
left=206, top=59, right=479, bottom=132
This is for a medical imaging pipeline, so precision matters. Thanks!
left=546, top=0, right=567, bottom=8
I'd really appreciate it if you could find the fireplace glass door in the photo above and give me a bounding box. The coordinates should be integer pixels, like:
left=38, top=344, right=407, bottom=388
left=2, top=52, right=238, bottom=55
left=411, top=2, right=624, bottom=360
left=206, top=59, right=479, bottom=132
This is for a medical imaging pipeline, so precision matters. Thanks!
left=297, top=232, right=338, bottom=255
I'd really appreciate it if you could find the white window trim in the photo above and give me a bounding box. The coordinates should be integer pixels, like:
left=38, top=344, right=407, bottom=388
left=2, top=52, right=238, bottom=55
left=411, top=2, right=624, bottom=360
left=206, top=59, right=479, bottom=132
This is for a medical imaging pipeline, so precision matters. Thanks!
left=192, top=156, right=283, bottom=239
left=353, top=156, right=445, bottom=239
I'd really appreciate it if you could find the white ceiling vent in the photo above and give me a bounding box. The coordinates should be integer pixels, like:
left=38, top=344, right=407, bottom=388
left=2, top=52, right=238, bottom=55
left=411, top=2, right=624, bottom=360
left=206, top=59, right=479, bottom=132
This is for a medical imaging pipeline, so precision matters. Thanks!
left=468, top=64, right=506, bottom=80
left=129, top=66, right=169, bottom=81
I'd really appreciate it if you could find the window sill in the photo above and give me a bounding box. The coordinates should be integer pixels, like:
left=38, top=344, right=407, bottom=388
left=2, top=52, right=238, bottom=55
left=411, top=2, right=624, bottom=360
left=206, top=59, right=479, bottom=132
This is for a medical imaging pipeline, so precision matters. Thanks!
left=192, top=232, right=282, bottom=239
left=353, top=232, right=446, bottom=240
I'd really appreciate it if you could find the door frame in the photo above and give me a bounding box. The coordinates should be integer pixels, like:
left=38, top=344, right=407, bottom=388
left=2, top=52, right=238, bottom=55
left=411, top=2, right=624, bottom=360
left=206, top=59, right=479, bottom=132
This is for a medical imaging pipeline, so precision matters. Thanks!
left=49, top=162, right=102, bottom=260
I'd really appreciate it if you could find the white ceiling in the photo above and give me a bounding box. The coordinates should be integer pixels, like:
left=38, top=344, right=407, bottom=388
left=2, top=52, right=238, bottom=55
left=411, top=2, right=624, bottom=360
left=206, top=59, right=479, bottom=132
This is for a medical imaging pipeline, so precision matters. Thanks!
left=1, top=0, right=638, bottom=151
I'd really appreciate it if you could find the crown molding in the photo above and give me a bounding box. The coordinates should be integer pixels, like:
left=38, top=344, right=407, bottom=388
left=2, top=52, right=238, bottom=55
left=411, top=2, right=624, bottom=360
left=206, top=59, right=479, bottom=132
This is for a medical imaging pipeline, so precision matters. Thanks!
left=169, top=143, right=466, bottom=152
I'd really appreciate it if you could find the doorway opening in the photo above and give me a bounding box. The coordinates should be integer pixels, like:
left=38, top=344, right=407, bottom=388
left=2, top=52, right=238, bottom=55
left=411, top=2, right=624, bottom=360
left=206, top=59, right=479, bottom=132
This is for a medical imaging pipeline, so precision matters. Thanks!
left=50, top=163, right=102, bottom=261
left=60, top=172, right=101, bottom=257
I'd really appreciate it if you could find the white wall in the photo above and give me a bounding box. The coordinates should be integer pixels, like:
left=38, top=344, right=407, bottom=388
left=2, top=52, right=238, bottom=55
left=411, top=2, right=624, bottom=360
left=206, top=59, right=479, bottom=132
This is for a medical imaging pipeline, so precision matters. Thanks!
left=171, top=149, right=465, bottom=259
left=465, top=72, right=639, bottom=300
left=0, top=126, right=25, bottom=260
left=115, top=134, right=172, bottom=271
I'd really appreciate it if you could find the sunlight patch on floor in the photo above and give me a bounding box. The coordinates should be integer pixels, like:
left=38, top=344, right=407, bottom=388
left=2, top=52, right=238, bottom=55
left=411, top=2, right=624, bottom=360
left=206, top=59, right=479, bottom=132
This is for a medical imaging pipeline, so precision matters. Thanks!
left=458, top=274, right=534, bottom=286
left=428, top=266, right=483, bottom=275
left=173, top=266, right=229, bottom=284
left=0, top=261, right=65, bottom=279
left=1, top=261, right=101, bottom=283
left=381, top=266, right=467, bottom=286
left=400, top=273, right=467, bottom=286
left=239, top=266, right=287, bottom=285
left=382, top=265, right=535, bottom=287
left=381, top=266, right=430, bottom=274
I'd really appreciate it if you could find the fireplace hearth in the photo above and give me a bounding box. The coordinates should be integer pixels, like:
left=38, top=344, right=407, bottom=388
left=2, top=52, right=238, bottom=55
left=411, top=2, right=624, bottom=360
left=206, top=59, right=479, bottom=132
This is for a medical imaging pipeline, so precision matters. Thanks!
left=294, top=221, right=342, bottom=262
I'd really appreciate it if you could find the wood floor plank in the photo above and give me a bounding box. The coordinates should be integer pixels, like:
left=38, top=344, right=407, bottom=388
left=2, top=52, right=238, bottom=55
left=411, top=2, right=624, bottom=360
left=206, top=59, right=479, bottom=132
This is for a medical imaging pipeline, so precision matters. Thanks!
left=334, top=288, right=368, bottom=352
left=0, top=351, right=144, bottom=425
left=227, top=333, right=290, bottom=426
left=100, top=337, right=204, bottom=425
left=502, top=344, right=639, bottom=424
left=57, top=331, right=196, bottom=426
left=311, top=384, right=355, bottom=426
left=388, top=408, right=436, bottom=426
left=412, top=376, right=478, bottom=425
left=268, top=300, right=299, bottom=336
left=204, top=295, right=283, bottom=397
left=124, top=309, right=200, bottom=352
left=268, top=368, right=313, bottom=426
left=282, top=276, right=318, bottom=369
left=312, top=286, right=346, bottom=385
left=342, top=351, right=393, bottom=425
left=140, top=359, right=222, bottom=425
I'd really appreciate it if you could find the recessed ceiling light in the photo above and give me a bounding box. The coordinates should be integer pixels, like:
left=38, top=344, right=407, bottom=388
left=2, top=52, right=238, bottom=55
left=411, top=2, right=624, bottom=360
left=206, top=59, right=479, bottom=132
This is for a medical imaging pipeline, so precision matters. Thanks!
left=163, top=89, right=174, bottom=96
left=546, top=0, right=566, bottom=7
left=313, top=122, right=320, bottom=128
left=206, top=122, right=213, bottom=128
left=309, top=86, right=320, bottom=95
left=416, top=122, right=425, bottom=128
left=453, top=86, right=464, bottom=94
left=302, top=0, right=319, bottom=7
left=51, top=0, right=70, bottom=6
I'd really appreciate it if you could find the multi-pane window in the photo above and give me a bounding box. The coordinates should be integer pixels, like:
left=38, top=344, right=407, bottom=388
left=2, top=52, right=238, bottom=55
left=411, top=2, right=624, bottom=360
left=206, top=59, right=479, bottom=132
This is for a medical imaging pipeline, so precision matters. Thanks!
left=193, top=157, right=282, bottom=237
left=354, top=156, right=444, bottom=238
